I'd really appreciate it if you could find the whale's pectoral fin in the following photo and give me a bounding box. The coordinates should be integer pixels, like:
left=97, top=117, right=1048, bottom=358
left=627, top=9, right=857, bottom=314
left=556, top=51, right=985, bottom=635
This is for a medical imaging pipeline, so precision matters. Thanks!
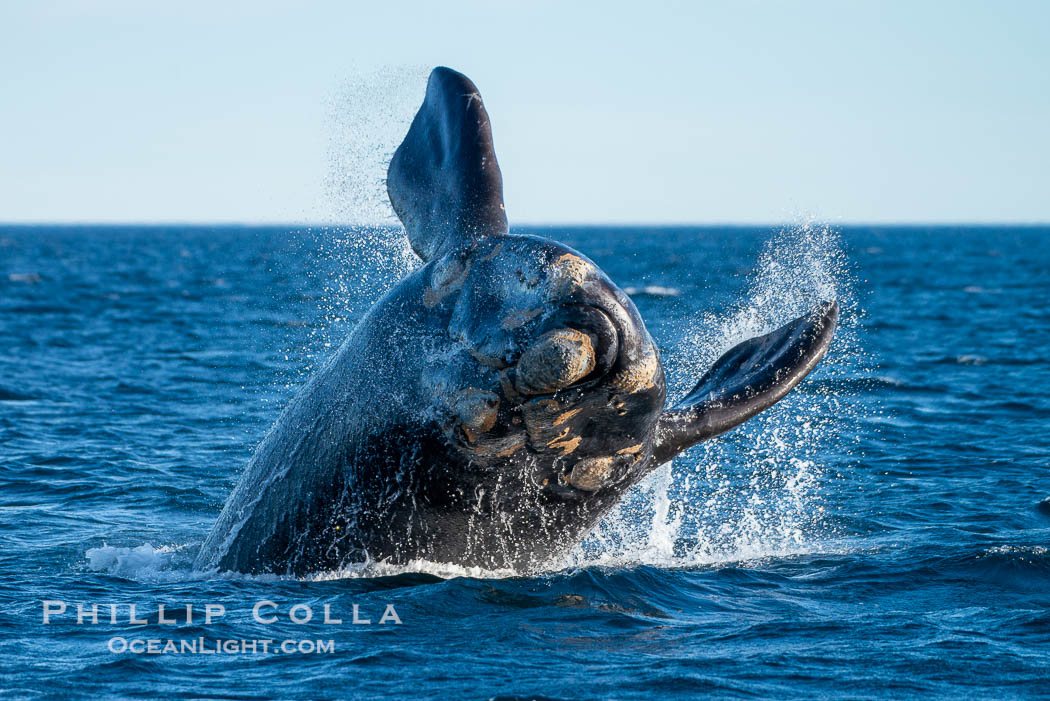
left=651, top=301, right=839, bottom=464
left=388, top=67, right=508, bottom=261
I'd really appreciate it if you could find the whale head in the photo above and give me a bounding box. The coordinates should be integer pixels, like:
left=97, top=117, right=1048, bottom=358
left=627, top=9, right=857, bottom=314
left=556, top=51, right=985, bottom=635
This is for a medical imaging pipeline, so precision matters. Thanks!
left=388, top=67, right=838, bottom=568
left=420, top=231, right=837, bottom=510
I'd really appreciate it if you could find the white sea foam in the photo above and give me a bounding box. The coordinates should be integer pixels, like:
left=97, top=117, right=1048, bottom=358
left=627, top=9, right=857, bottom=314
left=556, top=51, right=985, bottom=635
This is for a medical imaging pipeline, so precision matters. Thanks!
left=309, top=559, right=517, bottom=582
left=86, top=543, right=186, bottom=581
left=85, top=542, right=518, bottom=583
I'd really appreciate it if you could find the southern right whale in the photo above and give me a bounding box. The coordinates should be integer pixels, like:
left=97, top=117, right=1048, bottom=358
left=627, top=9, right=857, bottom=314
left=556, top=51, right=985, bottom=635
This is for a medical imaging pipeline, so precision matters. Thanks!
left=194, top=67, right=838, bottom=575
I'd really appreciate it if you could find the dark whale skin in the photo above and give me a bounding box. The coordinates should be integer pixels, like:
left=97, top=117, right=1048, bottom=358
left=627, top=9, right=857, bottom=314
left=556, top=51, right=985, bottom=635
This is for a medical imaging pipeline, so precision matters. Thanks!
left=195, top=67, right=838, bottom=576
left=197, top=233, right=667, bottom=575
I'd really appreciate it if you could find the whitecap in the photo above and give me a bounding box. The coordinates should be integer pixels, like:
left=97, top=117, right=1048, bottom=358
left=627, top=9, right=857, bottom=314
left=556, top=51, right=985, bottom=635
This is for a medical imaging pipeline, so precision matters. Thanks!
left=8, top=273, right=41, bottom=284
left=956, top=355, right=987, bottom=365
left=86, top=543, right=179, bottom=580
left=623, top=285, right=682, bottom=297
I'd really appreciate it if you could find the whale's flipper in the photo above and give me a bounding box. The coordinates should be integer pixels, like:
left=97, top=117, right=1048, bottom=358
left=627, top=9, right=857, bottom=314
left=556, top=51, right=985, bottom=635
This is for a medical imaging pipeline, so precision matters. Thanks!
left=388, top=67, right=508, bottom=261
left=652, top=301, right=838, bottom=464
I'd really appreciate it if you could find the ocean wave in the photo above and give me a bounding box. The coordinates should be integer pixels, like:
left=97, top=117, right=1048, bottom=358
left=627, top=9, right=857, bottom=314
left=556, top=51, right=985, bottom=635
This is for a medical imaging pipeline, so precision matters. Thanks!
left=1036, top=497, right=1050, bottom=517
left=7, top=272, right=42, bottom=284
left=85, top=543, right=188, bottom=581
left=0, top=387, right=36, bottom=401
left=913, top=545, right=1050, bottom=591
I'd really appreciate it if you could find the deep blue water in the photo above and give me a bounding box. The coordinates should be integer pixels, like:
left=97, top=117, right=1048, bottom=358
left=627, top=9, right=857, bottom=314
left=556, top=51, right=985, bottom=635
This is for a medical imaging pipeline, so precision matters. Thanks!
left=1, top=224, right=1049, bottom=699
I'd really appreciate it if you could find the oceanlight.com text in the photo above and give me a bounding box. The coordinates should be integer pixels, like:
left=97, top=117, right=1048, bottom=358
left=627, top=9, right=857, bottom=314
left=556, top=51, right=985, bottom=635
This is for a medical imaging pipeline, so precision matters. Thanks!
left=107, top=637, right=335, bottom=655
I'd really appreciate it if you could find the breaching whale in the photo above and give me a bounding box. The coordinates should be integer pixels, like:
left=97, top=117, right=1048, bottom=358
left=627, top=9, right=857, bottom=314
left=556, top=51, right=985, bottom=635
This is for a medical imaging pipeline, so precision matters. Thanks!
left=194, top=67, right=838, bottom=575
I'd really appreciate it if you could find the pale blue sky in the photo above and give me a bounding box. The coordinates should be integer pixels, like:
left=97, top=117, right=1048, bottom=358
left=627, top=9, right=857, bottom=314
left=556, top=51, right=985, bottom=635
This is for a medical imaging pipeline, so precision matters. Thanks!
left=1, top=1, right=1047, bottom=224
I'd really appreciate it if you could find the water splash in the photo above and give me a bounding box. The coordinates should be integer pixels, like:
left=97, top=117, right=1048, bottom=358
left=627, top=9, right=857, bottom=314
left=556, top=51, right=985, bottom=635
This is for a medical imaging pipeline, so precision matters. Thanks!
left=280, top=67, right=428, bottom=382
left=671, top=220, right=855, bottom=383
left=309, top=558, right=517, bottom=582
left=315, top=65, right=429, bottom=337
left=567, top=221, right=864, bottom=570
left=251, top=222, right=865, bottom=579
left=323, top=64, right=429, bottom=226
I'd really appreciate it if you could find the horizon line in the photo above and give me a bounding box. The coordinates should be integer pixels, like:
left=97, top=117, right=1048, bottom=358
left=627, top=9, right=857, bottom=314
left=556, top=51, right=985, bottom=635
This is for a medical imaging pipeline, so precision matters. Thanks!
left=2, top=220, right=1050, bottom=229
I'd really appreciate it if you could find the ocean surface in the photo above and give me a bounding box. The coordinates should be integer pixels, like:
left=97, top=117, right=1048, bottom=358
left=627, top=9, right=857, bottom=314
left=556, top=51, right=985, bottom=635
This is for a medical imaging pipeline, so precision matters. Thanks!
left=1, top=223, right=1048, bottom=699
